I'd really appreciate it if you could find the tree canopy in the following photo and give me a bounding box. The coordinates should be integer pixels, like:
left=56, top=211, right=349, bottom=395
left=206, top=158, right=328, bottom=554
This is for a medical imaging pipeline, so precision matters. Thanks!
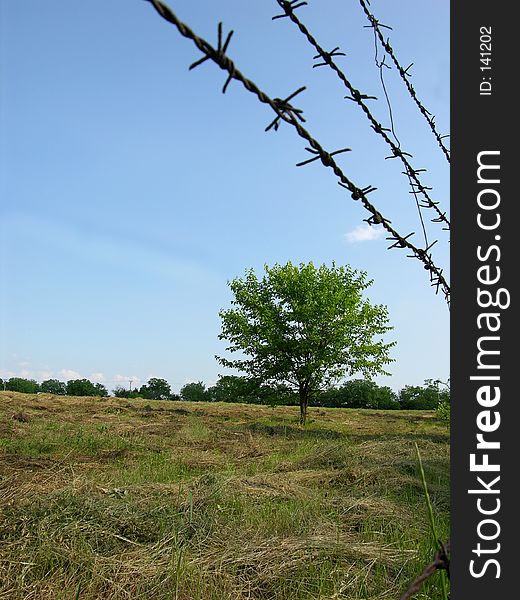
left=217, top=262, right=395, bottom=424
left=180, top=381, right=208, bottom=402
left=320, top=379, right=399, bottom=410
left=40, top=379, right=67, bottom=395
left=139, top=378, right=172, bottom=400
left=399, top=380, right=449, bottom=410
left=65, top=379, right=108, bottom=397
left=4, top=377, right=40, bottom=394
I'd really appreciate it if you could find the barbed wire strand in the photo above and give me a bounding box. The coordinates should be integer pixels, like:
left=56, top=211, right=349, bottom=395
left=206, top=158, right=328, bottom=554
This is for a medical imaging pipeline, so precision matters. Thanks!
left=358, top=0, right=451, bottom=163
left=144, top=0, right=449, bottom=305
left=400, top=539, right=450, bottom=600
left=272, top=0, right=449, bottom=234
left=369, top=30, right=430, bottom=248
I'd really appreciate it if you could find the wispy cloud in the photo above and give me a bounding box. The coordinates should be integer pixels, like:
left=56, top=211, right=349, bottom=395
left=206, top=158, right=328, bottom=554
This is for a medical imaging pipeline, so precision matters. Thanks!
left=37, top=370, right=54, bottom=381
left=59, top=368, right=82, bottom=380
left=90, top=372, right=106, bottom=383
left=0, top=370, right=17, bottom=379
left=344, top=224, right=385, bottom=243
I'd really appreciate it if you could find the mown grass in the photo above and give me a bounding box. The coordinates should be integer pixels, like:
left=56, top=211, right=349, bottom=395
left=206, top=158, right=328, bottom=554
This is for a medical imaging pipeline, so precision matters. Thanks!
left=0, top=391, right=449, bottom=599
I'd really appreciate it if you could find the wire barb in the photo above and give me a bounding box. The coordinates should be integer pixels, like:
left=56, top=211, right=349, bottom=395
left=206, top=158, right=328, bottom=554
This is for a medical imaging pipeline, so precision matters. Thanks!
left=265, top=86, right=307, bottom=131
left=312, top=47, right=346, bottom=68
left=272, top=0, right=308, bottom=20
left=186, top=21, right=236, bottom=93
left=296, top=147, right=351, bottom=167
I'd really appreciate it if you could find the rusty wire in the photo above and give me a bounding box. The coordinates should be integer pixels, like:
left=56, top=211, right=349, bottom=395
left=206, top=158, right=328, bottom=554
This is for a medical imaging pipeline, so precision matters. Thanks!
left=144, top=0, right=449, bottom=305
left=358, top=0, right=451, bottom=163
left=272, top=0, right=449, bottom=233
left=400, top=539, right=450, bottom=600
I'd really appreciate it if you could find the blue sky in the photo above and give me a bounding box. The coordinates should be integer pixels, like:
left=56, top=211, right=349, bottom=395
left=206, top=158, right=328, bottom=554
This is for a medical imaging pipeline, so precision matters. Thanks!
left=0, top=0, right=449, bottom=393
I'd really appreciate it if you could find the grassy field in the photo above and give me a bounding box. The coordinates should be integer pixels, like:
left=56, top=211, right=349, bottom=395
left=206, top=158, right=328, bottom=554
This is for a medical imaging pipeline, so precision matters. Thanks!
left=0, top=391, right=449, bottom=600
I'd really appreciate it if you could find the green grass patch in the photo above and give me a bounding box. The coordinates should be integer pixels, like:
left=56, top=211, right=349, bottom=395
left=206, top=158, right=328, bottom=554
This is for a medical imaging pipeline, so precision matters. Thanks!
left=0, top=391, right=449, bottom=599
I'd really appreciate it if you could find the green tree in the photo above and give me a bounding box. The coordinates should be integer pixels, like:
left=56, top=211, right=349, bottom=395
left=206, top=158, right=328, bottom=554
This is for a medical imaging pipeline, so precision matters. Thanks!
left=94, top=383, right=108, bottom=397
left=66, top=379, right=106, bottom=397
left=318, top=379, right=397, bottom=409
left=5, top=377, right=40, bottom=394
left=207, top=375, right=255, bottom=403
left=398, top=382, right=441, bottom=410
left=40, top=379, right=67, bottom=395
left=338, top=379, right=377, bottom=408
left=113, top=386, right=141, bottom=399
left=180, top=381, right=208, bottom=402
left=371, top=385, right=400, bottom=409
left=208, top=375, right=296, bottom=406
left=139, top=378, right=172, bottom=400
left=217, top=262, right=395, bottom=425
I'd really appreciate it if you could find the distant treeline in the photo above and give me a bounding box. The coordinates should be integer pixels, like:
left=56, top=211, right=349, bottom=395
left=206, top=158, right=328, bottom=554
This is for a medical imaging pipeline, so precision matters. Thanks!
left=1, top=377, right=109, bottom=397
left=1, top=375, right=449, bottom=411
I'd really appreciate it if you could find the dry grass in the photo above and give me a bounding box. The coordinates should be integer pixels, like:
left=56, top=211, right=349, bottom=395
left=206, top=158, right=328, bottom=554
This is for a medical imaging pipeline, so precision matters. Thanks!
left=0, top=391, right=449, bottom=599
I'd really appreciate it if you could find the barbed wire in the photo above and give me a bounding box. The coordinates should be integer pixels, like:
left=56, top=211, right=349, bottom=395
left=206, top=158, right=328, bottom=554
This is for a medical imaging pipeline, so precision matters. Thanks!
left=272, top=0, right=449, bottom=234
left=144, top=0, right=450, bottom=305
left=400, top=539, right=450, bottom=600
left=358, top=0, right=451, bottom=163
left=368, top=23, right=430, bottom=249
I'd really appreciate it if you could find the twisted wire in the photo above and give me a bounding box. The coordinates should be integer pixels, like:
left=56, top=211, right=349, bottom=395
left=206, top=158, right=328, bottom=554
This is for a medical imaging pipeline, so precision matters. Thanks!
left=400, top=540, right=450, bottom=600
left=358, top=0, right=451, bottom=163
left=370, top=34, right=430, bottom=248
left=145, top=0, right=449, bottom=304
left=272, top=0, right=449, bottom=232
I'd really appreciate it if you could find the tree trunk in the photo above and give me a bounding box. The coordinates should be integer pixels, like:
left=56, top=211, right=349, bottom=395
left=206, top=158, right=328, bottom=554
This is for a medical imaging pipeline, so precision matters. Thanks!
left=299, top=384, right=309, bottom=426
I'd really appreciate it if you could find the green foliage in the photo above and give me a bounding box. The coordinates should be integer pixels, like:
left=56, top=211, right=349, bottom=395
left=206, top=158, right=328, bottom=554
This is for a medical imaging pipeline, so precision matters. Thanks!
left=207, top=376, right=296, bottom=406
left=113, top=386, right=142, bottom=399
left=318, top=379, right=399, bottom=409
left=65, top=379, right=108, bottom=397
left=139, top=378, right=172, bottom=401
left=218, top=262, right=395, bottom=424
left=113, top=386, right=130, bottom=398
left=399, top=386, right=436, bottom=409
left=180, top=381, right=208, bottom=402
left=399, top=381, right=449, bottom=410
left=94, top=383, right=108, bottom=397
left=5, top=377, right=40, bottom=394
left=40, top=379, right=67, bottom=395
left=436, top=400, right=450, bottom=423
left=207, top=375, right=257, bottom=403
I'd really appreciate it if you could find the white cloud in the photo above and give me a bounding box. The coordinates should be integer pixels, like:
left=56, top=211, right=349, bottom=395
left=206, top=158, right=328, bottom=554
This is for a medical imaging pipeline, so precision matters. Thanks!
left=37, top=371, right=54, bottom=381
left=1, top=368, right=53, bottom=381
left=59, top=369, right=82, bottom=381
left=90, top=372, right=106, bottom=383
left=0, top=370, right=17, bottom=379
left=345, top=224, right=385, bottom=243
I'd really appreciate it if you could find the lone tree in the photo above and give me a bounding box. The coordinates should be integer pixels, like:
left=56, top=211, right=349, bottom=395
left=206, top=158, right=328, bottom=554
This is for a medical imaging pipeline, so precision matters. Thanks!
left=139, top=377, right=172, bottom=400
left=217, top=262, right=395, bottom=425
